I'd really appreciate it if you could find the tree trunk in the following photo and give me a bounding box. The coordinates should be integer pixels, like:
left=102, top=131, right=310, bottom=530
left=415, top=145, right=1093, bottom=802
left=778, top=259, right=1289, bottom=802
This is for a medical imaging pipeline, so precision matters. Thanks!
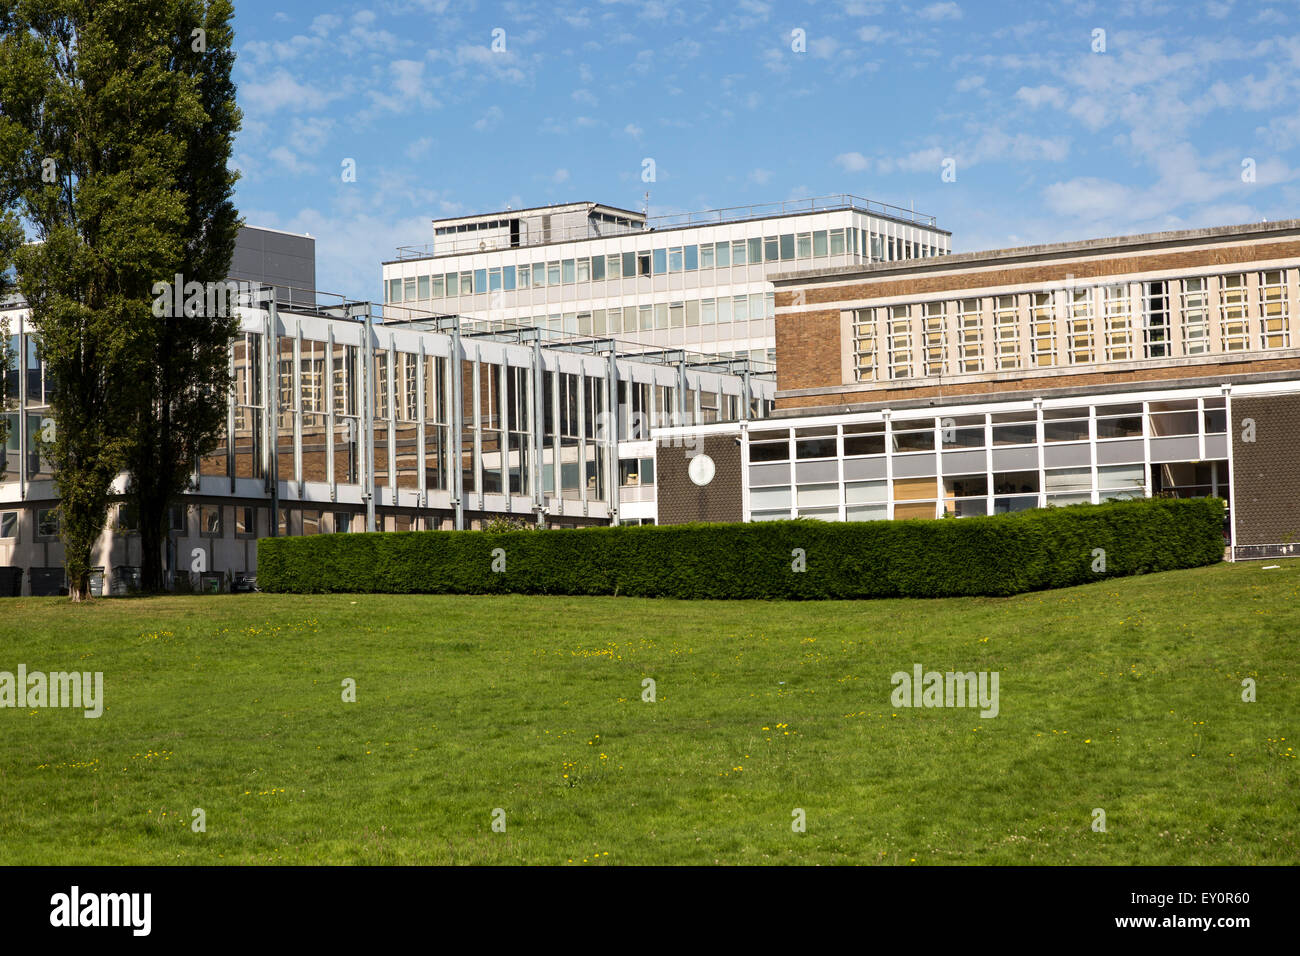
left=68, top=570, right=91, bottom=603
left=139, top=499, right=168, bottom=593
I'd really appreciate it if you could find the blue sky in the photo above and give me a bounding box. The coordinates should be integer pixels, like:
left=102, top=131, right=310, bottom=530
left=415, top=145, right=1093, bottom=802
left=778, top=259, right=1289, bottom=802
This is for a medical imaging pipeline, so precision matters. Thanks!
left=230, top=0, right=1300, bottom=300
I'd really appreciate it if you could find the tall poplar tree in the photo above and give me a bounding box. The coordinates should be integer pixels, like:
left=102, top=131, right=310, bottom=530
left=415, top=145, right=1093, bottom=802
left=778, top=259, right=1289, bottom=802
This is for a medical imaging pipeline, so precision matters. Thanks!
left=124, top=0, right=240, bottom=593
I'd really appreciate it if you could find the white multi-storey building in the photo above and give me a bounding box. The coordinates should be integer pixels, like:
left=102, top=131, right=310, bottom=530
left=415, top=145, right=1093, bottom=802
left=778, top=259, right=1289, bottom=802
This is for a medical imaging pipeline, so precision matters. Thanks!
left=381, top=195, right=950, bottom=367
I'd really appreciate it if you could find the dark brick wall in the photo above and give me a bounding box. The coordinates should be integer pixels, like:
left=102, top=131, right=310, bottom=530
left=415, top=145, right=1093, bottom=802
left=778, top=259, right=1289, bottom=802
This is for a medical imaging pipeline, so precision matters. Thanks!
left=655, top=433, right=743, bottom=525
left=1231, top=394, right=1300, bottom=545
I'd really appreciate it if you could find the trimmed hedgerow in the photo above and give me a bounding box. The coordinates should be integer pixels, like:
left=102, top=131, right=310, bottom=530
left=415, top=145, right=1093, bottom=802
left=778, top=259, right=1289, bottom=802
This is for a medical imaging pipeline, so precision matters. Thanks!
left=255, top=497, right=1225, bottom=600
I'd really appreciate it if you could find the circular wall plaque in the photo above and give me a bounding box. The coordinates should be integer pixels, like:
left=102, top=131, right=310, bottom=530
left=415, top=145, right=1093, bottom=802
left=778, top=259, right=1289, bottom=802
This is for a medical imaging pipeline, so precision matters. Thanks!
left=688, top=453, right=716, bottom=486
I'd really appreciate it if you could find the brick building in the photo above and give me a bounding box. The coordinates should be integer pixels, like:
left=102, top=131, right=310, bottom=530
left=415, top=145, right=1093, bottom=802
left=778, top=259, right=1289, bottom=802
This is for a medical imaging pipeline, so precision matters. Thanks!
left=653, top=219, right=1300, bottom=558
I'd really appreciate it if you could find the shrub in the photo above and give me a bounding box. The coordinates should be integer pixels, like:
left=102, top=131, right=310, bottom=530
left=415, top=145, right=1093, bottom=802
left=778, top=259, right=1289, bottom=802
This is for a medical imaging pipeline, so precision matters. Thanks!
left=256, top=497, right=1225, bottom=600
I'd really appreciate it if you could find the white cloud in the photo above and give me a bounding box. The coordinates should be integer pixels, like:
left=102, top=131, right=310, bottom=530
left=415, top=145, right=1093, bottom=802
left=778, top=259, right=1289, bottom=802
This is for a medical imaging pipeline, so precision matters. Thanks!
left=405, top=137, right=434, bottom=160
left=474, top=105, right=504, bottom=131
left=917, top=2, right=962, bottom=21
left=1015, top=85, right=1067, bottom=109
left=834, top=152, right=871, bottom=172
left=241, top=70, right=340, bottom=114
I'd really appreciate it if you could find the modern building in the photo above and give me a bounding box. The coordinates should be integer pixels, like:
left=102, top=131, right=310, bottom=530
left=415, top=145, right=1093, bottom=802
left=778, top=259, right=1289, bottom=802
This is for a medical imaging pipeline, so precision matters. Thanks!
left=381, top=195, right=951, bottom=366
left=228, top=225, right=316, bottom=309
left=0, top=284, right=774, bottom=594
left=655, top=219, right=1300, bottom=559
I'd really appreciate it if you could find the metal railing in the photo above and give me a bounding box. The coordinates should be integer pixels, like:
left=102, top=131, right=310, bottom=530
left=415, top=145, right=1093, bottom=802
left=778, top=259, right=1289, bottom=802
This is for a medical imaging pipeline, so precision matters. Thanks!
left=392, top=193, right=940, bottom=260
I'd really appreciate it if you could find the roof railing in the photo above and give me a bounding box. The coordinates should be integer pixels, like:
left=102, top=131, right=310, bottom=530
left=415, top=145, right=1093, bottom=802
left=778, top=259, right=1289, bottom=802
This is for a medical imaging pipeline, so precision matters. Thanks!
left=392, top=193, right=940, bottom=260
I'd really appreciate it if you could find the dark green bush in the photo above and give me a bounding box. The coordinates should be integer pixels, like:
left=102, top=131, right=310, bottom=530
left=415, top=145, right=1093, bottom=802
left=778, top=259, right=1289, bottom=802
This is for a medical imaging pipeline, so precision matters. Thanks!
left=256, top=497, right=1225, bottom=600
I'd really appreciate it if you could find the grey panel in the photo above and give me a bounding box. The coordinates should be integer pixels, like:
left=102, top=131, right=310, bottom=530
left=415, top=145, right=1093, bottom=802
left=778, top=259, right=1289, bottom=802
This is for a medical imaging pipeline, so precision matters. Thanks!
left=941, top=448, right=986, bottom=475
left=1096, top=438, right=1145, bottom=464
left=796, top=459, right=838, bottom=483
left=748, top=462, right=791, bottom=486
left=1043, top=442, right=1091, bottom=468
left=892, top=453, right=937, bottom=478
left=991, top=446, right=1038, bottom=471
left=1204, top=435, right=1228, bottom=460
left=1149, top=435, right=1201, bottom=463
left=843, top=456, right=887, bottom=480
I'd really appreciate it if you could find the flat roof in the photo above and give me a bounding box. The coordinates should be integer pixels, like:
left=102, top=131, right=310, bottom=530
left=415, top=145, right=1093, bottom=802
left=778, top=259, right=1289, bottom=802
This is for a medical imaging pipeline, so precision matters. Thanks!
left=390, top=194, right=950, bottom=264
left=432, top=201, right=646, bottom=227
left=771, top=218, right=1300, bottom=285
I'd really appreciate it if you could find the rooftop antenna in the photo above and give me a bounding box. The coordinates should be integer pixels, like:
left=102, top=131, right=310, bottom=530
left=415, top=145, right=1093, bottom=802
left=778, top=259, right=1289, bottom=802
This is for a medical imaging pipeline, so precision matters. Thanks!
left=642, top=190, right=650, bottom=216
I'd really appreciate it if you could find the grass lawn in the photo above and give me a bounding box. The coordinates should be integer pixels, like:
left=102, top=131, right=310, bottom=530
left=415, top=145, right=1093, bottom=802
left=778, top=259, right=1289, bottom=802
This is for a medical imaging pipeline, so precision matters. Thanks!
left=0, top=559, right=1296, bottom=865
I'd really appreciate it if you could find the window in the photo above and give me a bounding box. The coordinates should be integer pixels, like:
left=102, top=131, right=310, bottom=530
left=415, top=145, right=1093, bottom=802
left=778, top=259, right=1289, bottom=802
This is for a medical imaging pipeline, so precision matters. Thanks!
left=813, top=231, right=828, bottom=257
left=921, top=301, right=946, bottom=376
left=843, top=422, right=885, bottom=456
left=831, top=229, right=846, bottom=256
left=1143, top=281, right=1170, bottom=358
left=35, top=508, right=60, bottom=538
left=748, top=237, right=763, bottom=264
left=116, top=503, right=139, bottom=534
left=1095, top=403, right=1144, bottom=439
left=619, top=457, right=655, bottom=486
left=576, top=258, right=590, bottom=282
left=547, top=261, right=561, bottom=285
left=994, top=295, right=1019, bottom=369
left=562, top=259, right=576, bottom=284
left=652, top=249, right=667, bottom=275
left=684, top=245, right=698, bottom=271
left=532, top=263, right=546, bottom=287
left=796, top=233, right=812, bottom=259
left=749, top=432, right=790, bottom=463
left=779, top=234, right=795, bottom=260
left=668, top=248, right=683, bottom=272
left=334, top=512, right=352, bottom=533
left=235, top=507, right=256, bottom=538
left=700, top=243, right=715, bottom=269
left=1068, top=288, right=1095, bottom=364
left=1220, top=274, right=1249, bottom=351
left=199, top=505, right=222, bottom=537
left=1043, top=407, right=1090, bottom=443
left=1032, top=292, right=1057, bottom=367
left=1260, top=270, right=1289, bottom=348
left=605, top=254, right=620, bottom=279
left=0, top=511, right=16, bottom=538
left=1103, top=285, right=1133, bottom=361
left=887, top=305, right=912, bottom=379
left=956, top=298, right=983, bottom=373
left=504, top=265, right=516, bottom=290
left=701, top=298, right=716, bottom=325
left=1181, top=277, right=1210, bottom=354
left=764, top=237, right=778, bottom=262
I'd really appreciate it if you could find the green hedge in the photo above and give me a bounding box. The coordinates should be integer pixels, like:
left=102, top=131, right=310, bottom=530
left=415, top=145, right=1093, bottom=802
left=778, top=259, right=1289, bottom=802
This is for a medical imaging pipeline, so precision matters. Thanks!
left=255, top=497, right=1225, bottom=600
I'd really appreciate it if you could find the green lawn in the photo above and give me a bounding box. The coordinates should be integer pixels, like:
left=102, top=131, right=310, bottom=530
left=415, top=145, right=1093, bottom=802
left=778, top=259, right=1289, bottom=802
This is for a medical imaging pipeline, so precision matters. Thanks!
left=1, top=560, right=1296, bottom=865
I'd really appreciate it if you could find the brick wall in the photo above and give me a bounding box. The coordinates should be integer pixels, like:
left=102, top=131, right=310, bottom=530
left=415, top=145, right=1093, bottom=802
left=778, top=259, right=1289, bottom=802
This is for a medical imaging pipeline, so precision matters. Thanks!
left=1230, top=394, right=1300, bottom=546
left=655, top=433, right=743, bottom=525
